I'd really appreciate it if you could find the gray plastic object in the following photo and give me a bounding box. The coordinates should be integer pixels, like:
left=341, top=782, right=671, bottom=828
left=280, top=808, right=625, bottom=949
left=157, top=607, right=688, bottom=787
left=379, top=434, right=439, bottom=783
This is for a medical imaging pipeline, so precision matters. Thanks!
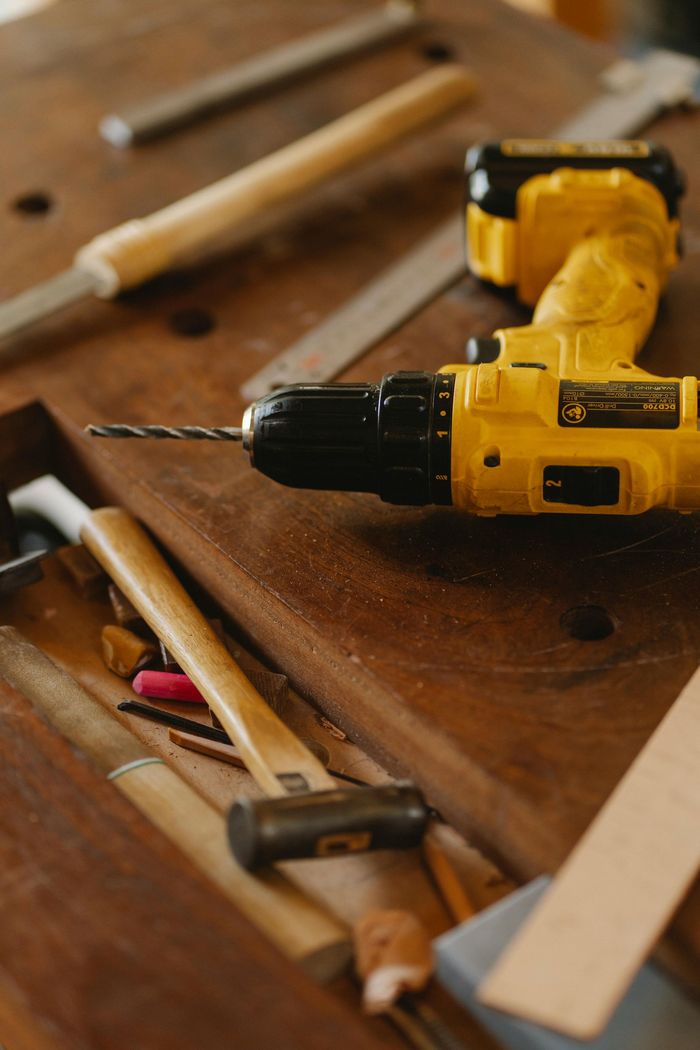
left=435, top=877, right=700, bottom=1050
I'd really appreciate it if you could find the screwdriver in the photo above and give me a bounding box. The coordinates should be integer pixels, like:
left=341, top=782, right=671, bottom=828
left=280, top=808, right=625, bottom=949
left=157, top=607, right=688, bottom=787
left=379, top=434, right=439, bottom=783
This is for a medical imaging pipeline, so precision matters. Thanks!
left=0, top=66, right=475, bottom=345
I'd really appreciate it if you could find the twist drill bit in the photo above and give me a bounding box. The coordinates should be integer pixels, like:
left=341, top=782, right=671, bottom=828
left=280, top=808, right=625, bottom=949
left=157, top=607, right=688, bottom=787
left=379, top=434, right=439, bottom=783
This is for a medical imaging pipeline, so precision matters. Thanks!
left=86, top=424, right=243, bottom=441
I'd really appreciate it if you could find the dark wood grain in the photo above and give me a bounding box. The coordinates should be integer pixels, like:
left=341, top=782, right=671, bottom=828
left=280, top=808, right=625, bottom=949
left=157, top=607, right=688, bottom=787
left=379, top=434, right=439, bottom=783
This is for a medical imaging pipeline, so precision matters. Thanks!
left=1, top=0, right=698, bottom=1004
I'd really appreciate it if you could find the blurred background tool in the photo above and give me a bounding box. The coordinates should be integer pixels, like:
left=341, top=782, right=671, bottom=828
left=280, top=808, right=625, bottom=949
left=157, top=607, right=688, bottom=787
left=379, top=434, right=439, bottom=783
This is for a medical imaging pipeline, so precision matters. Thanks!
left=100, top=1, right=425, bottom=147
left=0, top=550, right=47, bottom=596
left=552, top=48, right=700, bottom=138
left=241, top=47, right=699, bottom=398
left=0, top=65, right=475, bottom=346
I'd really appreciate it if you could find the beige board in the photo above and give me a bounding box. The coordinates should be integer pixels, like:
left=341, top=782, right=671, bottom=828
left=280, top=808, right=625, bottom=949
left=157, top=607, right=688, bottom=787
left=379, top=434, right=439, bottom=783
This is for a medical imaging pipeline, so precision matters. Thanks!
left=479, top=664, right=700, bottom=1038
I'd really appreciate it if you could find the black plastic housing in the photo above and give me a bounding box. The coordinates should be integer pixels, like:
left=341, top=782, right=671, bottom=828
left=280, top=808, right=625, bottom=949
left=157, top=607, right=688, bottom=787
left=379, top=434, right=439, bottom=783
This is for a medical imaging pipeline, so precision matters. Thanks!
left=227, top=782, right=429, bottom=870
left=249, top=371, right=455, bottom=506
left=466, top=140, right=685, bottom=219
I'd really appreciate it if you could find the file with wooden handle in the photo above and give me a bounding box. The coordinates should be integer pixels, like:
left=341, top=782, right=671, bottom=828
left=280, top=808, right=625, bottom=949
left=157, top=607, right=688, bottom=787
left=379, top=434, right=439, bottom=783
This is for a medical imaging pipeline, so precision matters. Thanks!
left=0, top=65, right=476, bottom=343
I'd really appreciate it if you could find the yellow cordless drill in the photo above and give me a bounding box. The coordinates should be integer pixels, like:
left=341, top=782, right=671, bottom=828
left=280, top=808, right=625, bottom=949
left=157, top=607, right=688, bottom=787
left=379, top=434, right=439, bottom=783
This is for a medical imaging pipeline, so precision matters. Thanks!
left=92, top=140, right=692, bottom=516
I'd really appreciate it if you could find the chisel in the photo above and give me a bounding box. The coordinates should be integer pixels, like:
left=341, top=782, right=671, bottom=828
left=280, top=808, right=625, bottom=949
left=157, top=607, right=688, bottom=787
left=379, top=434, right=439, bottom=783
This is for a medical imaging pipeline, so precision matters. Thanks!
left=0, top=627, right=350, bottom=982
left=0, top=65, right=475, bottom=345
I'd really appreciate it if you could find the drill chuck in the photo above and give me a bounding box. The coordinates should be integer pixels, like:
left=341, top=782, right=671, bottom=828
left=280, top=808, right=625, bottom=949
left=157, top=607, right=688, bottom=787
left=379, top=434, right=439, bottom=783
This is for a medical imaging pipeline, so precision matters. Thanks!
left=244, top=371, right=456, bottom=506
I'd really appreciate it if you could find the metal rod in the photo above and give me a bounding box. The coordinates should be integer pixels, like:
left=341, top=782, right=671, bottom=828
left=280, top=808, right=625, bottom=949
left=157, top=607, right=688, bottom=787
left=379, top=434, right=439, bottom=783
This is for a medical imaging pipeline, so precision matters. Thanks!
left=118, top=700, right=369, bottom=786
left=86, top=424, right=243, bottom=441
left=100, top=3, right=424, bottom=146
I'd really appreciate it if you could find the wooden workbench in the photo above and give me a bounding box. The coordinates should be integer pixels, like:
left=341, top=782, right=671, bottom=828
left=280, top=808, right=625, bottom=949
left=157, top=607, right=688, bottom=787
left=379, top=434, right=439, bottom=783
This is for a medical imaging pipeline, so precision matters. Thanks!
left=1, top=0, right=698, bottom=1046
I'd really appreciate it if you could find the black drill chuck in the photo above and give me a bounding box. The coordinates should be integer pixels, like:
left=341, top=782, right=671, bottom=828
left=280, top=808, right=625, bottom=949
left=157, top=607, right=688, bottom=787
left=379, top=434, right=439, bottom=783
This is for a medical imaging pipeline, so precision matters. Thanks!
left=245, top=371, right=455, bottom=506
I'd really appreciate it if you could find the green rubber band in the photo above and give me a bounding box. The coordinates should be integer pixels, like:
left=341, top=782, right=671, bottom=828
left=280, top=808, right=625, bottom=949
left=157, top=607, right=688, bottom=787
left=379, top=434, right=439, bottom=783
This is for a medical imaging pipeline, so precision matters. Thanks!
left=107, top=757, right=165, bottom=781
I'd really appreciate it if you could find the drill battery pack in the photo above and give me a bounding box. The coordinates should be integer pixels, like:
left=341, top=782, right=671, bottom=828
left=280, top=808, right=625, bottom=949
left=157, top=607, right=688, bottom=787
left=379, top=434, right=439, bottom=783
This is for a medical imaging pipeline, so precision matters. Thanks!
left=466, top=139, right=684, bottom=220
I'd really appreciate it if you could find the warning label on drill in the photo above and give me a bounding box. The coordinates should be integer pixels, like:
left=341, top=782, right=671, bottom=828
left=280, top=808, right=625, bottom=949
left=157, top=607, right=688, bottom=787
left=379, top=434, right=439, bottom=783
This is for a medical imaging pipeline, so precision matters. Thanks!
left=558, top=381, right=680, bottom=429
left=501, top=140, right=650, bottom=160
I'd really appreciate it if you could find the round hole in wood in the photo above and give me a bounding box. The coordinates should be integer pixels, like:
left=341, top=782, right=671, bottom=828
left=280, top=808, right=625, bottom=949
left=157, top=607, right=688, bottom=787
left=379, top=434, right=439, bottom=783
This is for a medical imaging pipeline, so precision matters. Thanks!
left=13, top=191, right=53, bottom=216
left=560, top=605, right=616, bottom=641
left=421, top=41, right=455, bottom=61
left=169, top=307, right=216, bottom=337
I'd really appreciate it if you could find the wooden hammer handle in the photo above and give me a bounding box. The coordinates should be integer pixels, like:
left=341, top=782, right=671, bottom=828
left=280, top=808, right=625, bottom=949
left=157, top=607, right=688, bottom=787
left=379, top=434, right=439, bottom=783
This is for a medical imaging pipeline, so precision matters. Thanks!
left=75, top=65, right=475, bottom=295
left=81, top=507, right=335, bottom=796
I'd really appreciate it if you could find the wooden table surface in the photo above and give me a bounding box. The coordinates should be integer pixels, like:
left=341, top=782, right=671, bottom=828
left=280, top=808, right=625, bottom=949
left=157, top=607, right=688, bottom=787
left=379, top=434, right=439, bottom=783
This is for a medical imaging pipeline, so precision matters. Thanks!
left=1, top=0, right=699, bottom=1045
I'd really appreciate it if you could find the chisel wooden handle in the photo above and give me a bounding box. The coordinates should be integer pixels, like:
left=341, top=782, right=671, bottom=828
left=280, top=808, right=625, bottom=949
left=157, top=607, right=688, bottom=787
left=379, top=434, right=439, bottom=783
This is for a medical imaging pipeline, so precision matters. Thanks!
left=76, top=65, right=476, bottom=294
left=0, top=627, right=349, bottom=982
left=81, top=507, right=335, bottom=797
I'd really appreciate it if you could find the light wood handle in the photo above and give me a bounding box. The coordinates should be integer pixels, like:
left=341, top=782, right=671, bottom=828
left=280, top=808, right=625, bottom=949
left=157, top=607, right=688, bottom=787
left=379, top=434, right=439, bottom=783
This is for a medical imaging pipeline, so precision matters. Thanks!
left=81, top=507, right=335, bottom=796
left=76, top=65, right=476, bottom=294
left=0, top=627, right=350, bottom=982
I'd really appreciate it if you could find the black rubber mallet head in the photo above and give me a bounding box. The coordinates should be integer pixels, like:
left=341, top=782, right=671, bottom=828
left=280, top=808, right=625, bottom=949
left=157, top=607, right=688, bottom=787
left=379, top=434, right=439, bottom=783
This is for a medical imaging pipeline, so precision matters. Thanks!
left=228, top=781, right=430, bottom=869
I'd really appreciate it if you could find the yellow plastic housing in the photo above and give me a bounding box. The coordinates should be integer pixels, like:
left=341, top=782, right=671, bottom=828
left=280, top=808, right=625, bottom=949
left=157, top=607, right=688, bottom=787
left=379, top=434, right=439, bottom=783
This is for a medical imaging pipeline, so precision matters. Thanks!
left=454, top=167, right=695, bottom=516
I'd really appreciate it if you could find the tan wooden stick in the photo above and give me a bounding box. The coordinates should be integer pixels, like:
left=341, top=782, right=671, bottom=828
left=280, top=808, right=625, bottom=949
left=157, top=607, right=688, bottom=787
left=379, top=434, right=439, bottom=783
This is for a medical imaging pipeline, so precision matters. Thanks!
left=479, top=666, right=700, bottom=1039
left=169, top=728, right=248, bottom=769
left=76, top=65, right=476, bottom=295
left=81, top=507, right=336, bottom=797
left=421, top=833, right=475, bottom=925
left=0, top=627, right=349, bottom=982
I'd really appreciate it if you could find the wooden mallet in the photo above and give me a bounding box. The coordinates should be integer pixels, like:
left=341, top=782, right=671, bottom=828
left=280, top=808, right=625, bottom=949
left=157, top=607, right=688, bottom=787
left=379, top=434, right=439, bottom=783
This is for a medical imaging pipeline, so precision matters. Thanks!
left=81, top=507, right=431, bottom=868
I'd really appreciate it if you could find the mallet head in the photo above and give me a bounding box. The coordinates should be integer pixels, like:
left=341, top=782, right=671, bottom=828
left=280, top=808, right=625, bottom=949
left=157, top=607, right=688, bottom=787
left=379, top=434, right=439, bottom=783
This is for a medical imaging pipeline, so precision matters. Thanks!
left=228, top=781, right=429, bottom=870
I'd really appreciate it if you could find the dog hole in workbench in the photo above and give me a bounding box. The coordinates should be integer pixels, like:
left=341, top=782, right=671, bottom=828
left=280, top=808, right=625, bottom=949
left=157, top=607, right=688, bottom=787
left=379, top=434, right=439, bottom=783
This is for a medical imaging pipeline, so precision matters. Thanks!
left=169, top=308, right=216, bottom=338
left=12, top=191, right=53, bottom=216
left=420, top=41, right=455, bottom=62
left=560, top=605, right=616, bottom=641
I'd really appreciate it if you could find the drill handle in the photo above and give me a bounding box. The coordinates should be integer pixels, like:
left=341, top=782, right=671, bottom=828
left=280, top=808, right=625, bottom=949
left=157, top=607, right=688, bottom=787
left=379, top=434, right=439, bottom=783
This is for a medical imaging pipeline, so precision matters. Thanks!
left=532, top=224, right=672, bottom=371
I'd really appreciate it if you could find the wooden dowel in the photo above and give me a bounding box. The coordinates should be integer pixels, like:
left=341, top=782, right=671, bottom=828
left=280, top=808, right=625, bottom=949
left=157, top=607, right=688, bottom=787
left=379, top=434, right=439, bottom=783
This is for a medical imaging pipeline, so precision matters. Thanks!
left=422, top=833, right=476, bottom=925
left=0, top=627, right=350, bottom=983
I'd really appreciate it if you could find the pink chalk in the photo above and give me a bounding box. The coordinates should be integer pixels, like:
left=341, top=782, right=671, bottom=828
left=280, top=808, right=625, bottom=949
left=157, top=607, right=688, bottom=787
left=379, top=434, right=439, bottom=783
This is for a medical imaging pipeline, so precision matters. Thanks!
left=132, top=670, right=207, bottom=704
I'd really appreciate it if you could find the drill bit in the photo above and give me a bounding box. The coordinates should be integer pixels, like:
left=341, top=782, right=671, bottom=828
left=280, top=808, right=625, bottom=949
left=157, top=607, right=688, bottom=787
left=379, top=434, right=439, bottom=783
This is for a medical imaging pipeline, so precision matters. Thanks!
left=86, top=424, right=243, bottom=441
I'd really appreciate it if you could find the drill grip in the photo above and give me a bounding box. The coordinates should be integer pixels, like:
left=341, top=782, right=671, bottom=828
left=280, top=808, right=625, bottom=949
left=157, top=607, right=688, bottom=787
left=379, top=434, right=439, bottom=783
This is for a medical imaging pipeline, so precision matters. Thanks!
left=533, top=225, right=669, bottom=370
